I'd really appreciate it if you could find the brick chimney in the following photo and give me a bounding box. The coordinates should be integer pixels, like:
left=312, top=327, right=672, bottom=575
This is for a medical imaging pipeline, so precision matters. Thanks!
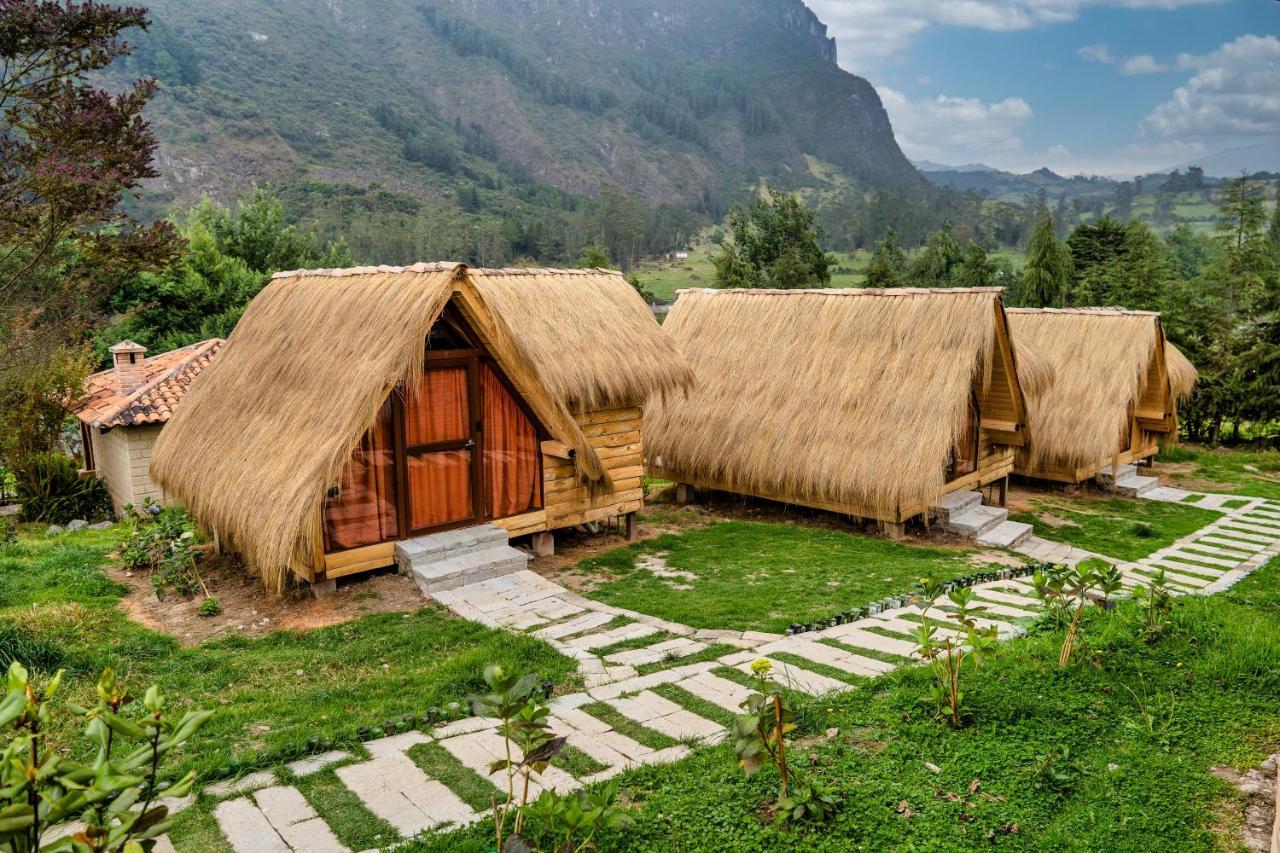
left=108, top=340, right=147, bottom=393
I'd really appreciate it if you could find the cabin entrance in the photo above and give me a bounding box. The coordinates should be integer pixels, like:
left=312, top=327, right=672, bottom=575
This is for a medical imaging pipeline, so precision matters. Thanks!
left=322, top=304, right=545, bottom=554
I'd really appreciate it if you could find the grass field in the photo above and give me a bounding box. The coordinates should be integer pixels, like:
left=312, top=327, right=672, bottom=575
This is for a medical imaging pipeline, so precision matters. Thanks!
left=563, top=520, right=1012, bottom=633
left=409, top=557, right=1280, bottom=852
left=0, top=526, right=578, bottom=783
left=1157, top=444, right=1280, bottom=501
left=1009, top=495, right=1220, bottom=562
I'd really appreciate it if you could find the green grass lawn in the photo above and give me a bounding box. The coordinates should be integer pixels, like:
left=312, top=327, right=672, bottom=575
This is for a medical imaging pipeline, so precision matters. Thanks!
left=0, top=526, right=578, bottom=782
left=1010, top=495, right=1220, bottom=562
left=1158, top=444, right=1280, bottom=501
left=563, top=520, right=1009, bottom=633
left=412, top=558, right=1280, bottom=852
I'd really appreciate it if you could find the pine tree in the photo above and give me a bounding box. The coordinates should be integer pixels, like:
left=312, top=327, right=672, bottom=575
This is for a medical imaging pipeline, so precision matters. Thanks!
left=907, top=225, right=963, bottom=286
left=864, top=228, right=907, bottom=288
left=1018, top=212, right=1070, bottom=307
left=712, top=184, right=830, bottom=289
left=956, top=242, right=997, bottom=287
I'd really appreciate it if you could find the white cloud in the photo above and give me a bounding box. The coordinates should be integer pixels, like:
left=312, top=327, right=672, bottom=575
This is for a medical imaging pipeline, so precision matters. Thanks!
left=878, top=86, right=1033, bottom=162
left=1078, top=43, right=1115, bottom=64
left=1120, top=54, right=1171, bottom=74
left=804, top=0, right=1225, bottom=72
left=1142, top=34, right=1280, bottom=137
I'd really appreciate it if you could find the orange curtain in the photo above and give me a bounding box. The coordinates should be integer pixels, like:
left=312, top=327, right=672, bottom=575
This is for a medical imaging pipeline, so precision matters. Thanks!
left=323, top=403, right=398, bottom=551
left=405, top=368, right=468, bottom=445
left=482, top=364, right=541, bottom=518
left=408, top=450, right=473, bottom=529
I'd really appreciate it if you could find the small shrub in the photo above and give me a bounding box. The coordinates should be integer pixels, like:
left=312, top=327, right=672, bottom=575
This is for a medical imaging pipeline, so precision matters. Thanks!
left=10, top=452, right=111, bottom=524
left=1134, top=569, right=1176, bottom=640
left=120, top=500, right=207, bottom=600
left=198, top=596, right=221, bottom=617
left=1129, top=521, right=1156, bottom=539
left=913, top=578, right=999, bottom=727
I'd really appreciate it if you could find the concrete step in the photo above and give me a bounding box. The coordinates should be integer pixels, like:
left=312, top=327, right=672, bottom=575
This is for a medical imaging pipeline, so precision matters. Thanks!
left=395, top=523, right=508, bottom=562
left=931, top=490, right=983, bottom=523
left=942, top=503, right=1008, bottom=536
left=1095, top=464, right=1138, bottom=486
left=406, top=544, right=530, bottom=594
left=976, top=520, right=1034, bottom=549
left=1096, top=465, right=1158, bottom=497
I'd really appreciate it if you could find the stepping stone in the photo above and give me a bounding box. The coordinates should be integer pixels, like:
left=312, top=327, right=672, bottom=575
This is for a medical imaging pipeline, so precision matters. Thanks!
left=735, top=658, right=848, bottom=696
left=604, top=637, right=706, bottom=667
left=534, top=610, right=615, bottom=640
left=214, top=797, right=290, bottom=853
left=1161, top=550, right=1238, bottom=568
left=580, top=745, right=692, bottom=784
left=1146, top=486, right=1193, bottom=502
left=604, top=691, right=723, bottom=741
left=1140, top=565, right=1211, bottom=588
left=964, top=598, right=1038, bottom=619
left=821, top=626, right=918, bottom=658
left=762, top=638, right=894, bottom=677
left=286, top=750, right=351, bottom=778
left=967, top=587, right=1040, bottom=609
left=1199, top=535, right=1266, bottom=553
left=336, top=752, right=474, bottom=837
left=253, top=786, right=348, bottom=853
left=1212, top=526, right=1276, bottom=545
left=564, top=622, right=662, bottom=651
left=549, top=712, right=639, bottom=768
left=673, top=671, right=755, bottom=714
left=1181, top=542, right=1253, bottom=560
left=438, top=729, right=578, bottom=799
left=866, top=616, right=963, bottom=643
left=1219, top=520, right=1280, bottom=537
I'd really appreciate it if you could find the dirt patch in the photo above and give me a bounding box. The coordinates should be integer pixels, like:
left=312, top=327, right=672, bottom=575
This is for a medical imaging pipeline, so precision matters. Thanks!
left=968, top=550, right=1027, bottom=569
left=110, top=555, right=423, bottom=646
left=1210, top=753, right=1278, bottom=851
left=1037, top=512, right=1079, bottom=528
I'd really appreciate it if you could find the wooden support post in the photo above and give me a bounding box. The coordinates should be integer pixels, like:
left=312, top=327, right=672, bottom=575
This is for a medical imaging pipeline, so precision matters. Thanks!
left=211, top=526, right=222, bottom=556
left=675, top=483, right=696, bottom=505
left=624, top=511, right=638, bottom=542
left=532, top=531, right=555, bottom=558
left=311, top=578, right=337, bottom=600
left=880, top=520, right=906, bottom=540
left=998, top=476, right=1008, bottom=508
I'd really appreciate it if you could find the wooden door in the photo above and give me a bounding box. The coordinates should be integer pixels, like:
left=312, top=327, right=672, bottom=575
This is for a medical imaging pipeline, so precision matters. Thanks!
left=397, top=354, right=483, bottom=535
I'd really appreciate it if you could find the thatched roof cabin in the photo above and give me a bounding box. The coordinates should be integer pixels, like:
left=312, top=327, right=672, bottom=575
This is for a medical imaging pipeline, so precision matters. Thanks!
left=1006, top=307, right=1197, bottom=483
left=152, top=263, right=693, bottom=595
left=644, top=287, right=1049, bottom=528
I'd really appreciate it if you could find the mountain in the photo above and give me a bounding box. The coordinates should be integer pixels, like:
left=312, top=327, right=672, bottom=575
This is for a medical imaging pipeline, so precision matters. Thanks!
left=125, top=0, right=923, bottom=263
left=1163, top=143, right=1280, bottom=178
left=916, top=162, right=1117, bottom=203
left=911, top=160, right=998, bottom=173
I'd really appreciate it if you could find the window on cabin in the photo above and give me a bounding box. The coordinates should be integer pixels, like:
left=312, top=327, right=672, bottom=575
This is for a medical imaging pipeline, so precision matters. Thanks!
left=481, top=363, right=542, bottom=518
left=323, top=399, right=399, bottom=551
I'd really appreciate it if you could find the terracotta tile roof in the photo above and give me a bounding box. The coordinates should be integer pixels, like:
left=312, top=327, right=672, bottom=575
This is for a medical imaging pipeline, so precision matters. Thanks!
left=72, top=339, right=223, bottom=429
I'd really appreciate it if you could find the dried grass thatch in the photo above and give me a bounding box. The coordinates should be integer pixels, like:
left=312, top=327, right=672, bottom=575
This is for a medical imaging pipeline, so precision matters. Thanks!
left=152, top=262, right=691, bottom=595
left=1006, top=307, right=1194, bottom=476
left=470, top=268, right=693, bottom=412
left=644, top=287, right=1023, bottom=520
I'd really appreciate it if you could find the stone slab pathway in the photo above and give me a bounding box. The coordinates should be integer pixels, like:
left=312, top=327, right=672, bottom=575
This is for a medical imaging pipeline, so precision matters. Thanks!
left=191, top=493, right=1280, bottom=852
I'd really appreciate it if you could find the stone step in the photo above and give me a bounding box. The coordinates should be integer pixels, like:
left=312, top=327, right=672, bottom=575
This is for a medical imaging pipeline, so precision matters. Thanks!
left=1095, top=464, right=1139, bottom=486
left=931, top=489, right=983, bottom=522
left=976, top=520, right=1033, bottom=549
left=942, top=503, right=1009, bottom=536
left=407, top=544, right=530, bottom=594
left=603, top=691, right=724, bottom=742
left=335, top=751, right=475, bottom=837
left=734, top=658, right=849, bottom=696
left=395, top=523, right=508, bottom=562
left=1114, top=474, right=1159, bottom=497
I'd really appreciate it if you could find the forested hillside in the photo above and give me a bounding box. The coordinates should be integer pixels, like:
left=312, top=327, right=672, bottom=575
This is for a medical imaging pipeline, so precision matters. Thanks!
left=124, top=0, right=922, bottom=266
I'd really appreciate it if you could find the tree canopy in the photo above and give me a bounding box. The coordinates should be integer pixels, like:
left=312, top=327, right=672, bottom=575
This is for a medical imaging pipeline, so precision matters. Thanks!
left=712, top=187, right=830, bottom=289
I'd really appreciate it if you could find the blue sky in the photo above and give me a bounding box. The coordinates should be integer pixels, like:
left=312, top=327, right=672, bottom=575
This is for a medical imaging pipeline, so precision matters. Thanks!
left=804, top=0, right=1278, bottom=176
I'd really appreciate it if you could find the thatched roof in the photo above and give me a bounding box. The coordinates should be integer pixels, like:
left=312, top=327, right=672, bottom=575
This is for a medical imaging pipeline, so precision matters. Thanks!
left=644, top=287, right=1036, bottom=519
left=151, top=262, right=692, bottom=594
left=1165, top=341, right=1198, bottom=400
left=1006, top=307, right=1196, bottom=474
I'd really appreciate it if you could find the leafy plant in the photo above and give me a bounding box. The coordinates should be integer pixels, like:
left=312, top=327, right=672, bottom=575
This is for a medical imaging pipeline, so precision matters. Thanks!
left=520, top=779, right=632, bottom=853
left=197, top=597, right=220, bottom=617
left=1121, top=676, right=1180, bottom=748
left=10, top=453, right=111, bottom=525
left=1134, top=569, right=1176, bottom=641
left=1034, top=563, right=1102, bottom=666
left=119, top=501, right=207, bottom=601
left=913, top=578, right=999, bottom=727
left=0, top=662, right=212, bottom=852
left=732, top=659, right=840, bottom=825
left=1031, top=744, right=1077, bottom=793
